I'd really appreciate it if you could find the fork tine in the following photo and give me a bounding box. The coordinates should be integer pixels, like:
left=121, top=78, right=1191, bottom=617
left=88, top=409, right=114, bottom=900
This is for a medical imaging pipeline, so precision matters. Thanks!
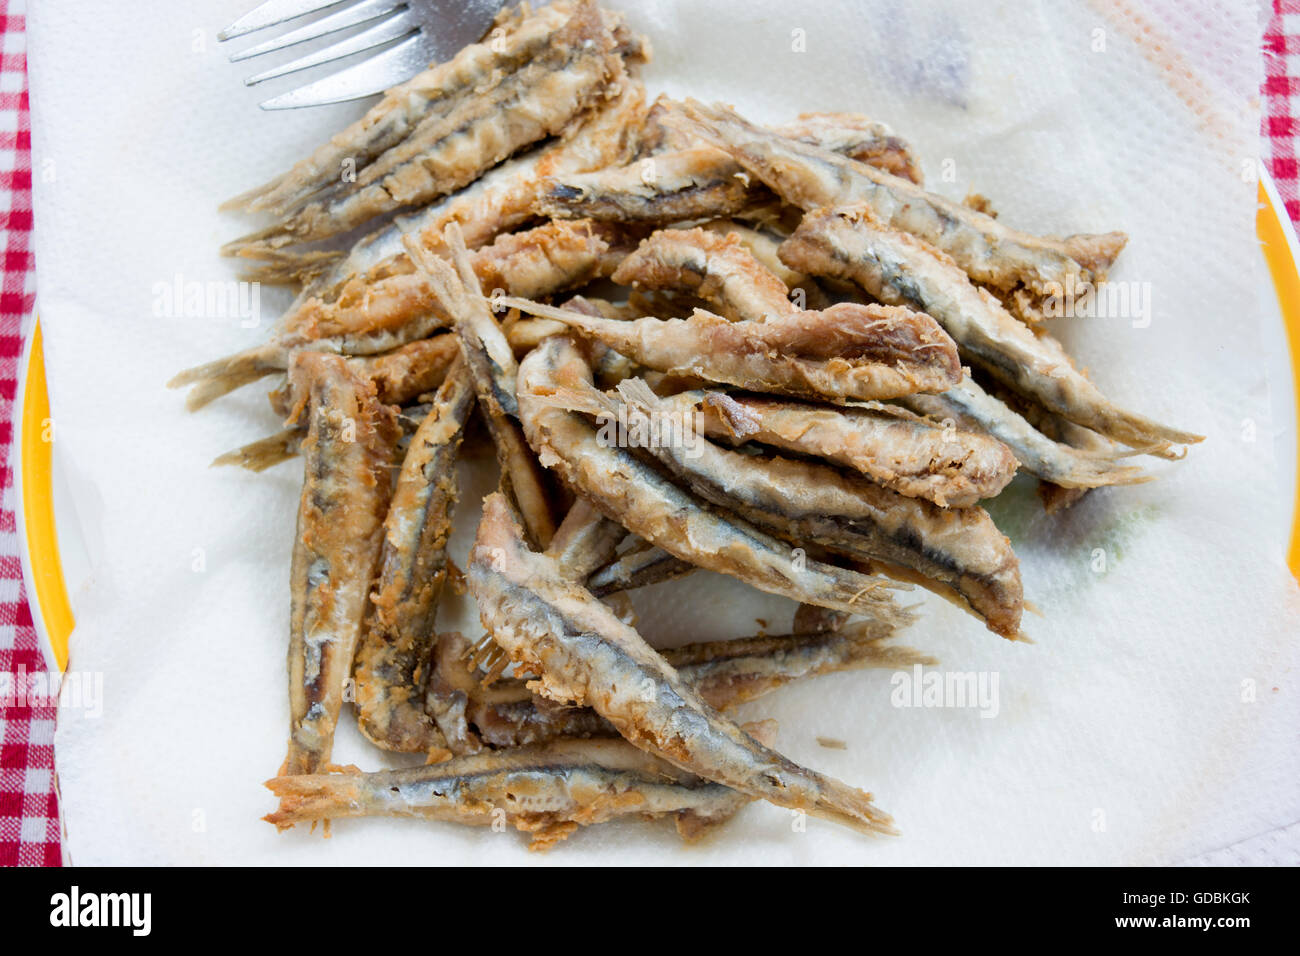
left=229, top=0, right=403, bottom=62
left=244, top=9, right=419, bottom=85
left=258, top=31, right=440, bottom=109
left=218, top=0, right=349, bottom=42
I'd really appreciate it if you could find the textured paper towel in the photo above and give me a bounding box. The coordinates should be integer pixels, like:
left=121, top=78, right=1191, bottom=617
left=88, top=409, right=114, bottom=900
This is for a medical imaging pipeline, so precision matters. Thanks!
left=28, top=0, right=1300, bottom=864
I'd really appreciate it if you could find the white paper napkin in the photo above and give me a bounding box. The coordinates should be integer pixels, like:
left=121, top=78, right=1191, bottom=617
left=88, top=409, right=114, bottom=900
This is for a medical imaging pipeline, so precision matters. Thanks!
left=29, top=0, right=1300, bottom=865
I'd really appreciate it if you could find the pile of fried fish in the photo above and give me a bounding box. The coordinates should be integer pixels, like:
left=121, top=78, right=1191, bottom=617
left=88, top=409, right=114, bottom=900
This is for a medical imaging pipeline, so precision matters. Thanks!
left=172, top=0, right=1201, bottom=850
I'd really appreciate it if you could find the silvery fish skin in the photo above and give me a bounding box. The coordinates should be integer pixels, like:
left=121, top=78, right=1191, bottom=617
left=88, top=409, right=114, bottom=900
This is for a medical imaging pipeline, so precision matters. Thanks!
left=426, top=621, right=934, bottom=752
left=517, top=336, right=910, bottom=621
left=467, top=491, right=896, bottom=836
left=546, top=498, right=628, bottom=581
left=224, top=2, right=633, bottom=254
left=500, top=296, right=962, bottom=403
left=404, top=224, right=559, bottom=547
left=673, top=390, right=1019, bottom=508
left=587, top=541, right=695, bottom=597
left=353, top=359, right=475, bottom=754
left=780, top=205, right=1202, bottom=452
left=224, top=1, right=580, bottom=217
left=610, top=227, right=796, bottom=322
left=899, top=375, right=1152, bottom=490
left=264, top=733, right=762, bottom=851
left=537, top=146, right=765, bottom=223
left=556, top=377, right=1024, bottom=638
left=282, top=352, right=401, bottom=777
left=536, top=110, right=923, bottom=224
left=302, top=2, right=643, bottom=212
left=671, top=99, right=1127, bottom=296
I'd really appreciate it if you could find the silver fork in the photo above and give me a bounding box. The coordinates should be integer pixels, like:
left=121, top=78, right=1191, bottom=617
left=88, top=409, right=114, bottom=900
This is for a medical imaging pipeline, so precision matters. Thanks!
left=221, top=0, right=508, bottom=111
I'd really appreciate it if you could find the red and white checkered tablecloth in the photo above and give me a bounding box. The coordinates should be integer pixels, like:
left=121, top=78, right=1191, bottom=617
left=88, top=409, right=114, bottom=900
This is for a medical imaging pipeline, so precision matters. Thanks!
left=1, top=2, right=1298, bottom=868
left=0, top=0, right=58, bottom=868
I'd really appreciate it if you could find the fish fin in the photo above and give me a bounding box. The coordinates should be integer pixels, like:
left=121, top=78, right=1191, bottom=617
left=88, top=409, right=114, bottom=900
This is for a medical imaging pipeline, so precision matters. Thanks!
left=211, top=429, right=301, bottom=472
left=526, top=821, right=579, bottom=851
left=234, top=249, right=344, bottom=286
left=167, top=343, right=283, bottom=410
left=1060, top=231, right=1128, bottom=278
left=815, top=777, right=898, bottom=836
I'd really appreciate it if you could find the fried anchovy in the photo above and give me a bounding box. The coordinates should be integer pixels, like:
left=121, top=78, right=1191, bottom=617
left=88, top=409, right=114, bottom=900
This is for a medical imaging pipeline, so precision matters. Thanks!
left=283, top=352, right=401, bottom=776
left=405, top=224, right=559, bottom=547
left=898, top=375, right=1151, bottom=490
left=555, top=376, right=1023, bottom=638
left=224, top=2, right=579, bottom=216
left=674, top=390, right=1018, bottom=507
left=225, top=2, right=631, bottom=254
left=250, top=78, right=647, bottom=315
left=264, top=732, right=764, bottom=850
left=538, top=111, right=923, bottom=223
left=430, top=620, right=934, bottom=752
left=500, top=296, right=961, bottom=402
left=305, top=2, right=639, bottom=209
left=610, top=227, right=795, bottom=321
left=517, top=336, right=908, bottom=620
left=780, top=205, right=1201, bottom=452
left=468, top=491, right=896, bottom=835
left=353, top=359, right=475, bottom=754
left=671, top=99, right=1127, bottom=295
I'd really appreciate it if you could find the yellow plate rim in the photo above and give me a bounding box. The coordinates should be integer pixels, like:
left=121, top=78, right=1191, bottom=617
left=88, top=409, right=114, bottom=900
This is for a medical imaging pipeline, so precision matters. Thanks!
left=17, top=319, right=73, bottom=672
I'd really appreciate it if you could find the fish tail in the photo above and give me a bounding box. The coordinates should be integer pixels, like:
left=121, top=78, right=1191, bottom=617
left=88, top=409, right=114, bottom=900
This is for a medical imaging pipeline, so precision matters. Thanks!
left=263, top=774, right=360, bottom=830
left=231, top=248, right=345, bottom=286
left=1069, top=457, right=1154, bottom=488
left=167, top=343, right=284, bottom=411
left=828, top=575, right=917, bottom=628
left=219, top=173, right=298, bottom=214
left=220, top=220, right=299, bottom=259
left=1105, top=411, right=1204, bottom=456
left=812, top=776, right=898, bottom=836
left=1061, top=231, right=1128, bottom=278
left=211, top=429, right=302, bottom=472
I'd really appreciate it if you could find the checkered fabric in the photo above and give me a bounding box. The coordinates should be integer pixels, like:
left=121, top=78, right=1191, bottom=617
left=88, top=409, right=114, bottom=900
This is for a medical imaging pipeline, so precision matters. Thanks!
left=0, top=0, right=60, bottom=868
left=0, top=1, right=1296, bottom=868
left=1266, top=1, right=1300, bottom=222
